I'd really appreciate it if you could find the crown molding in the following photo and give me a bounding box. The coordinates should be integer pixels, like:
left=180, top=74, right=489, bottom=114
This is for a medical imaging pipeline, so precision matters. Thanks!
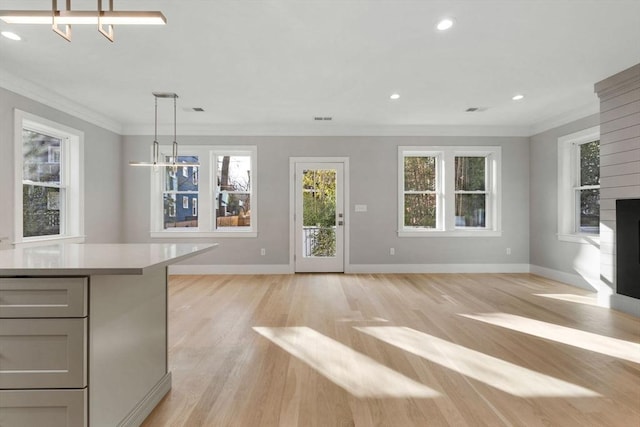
left=0, top=68, right=122, bottom=134
left=123, top=123, right=532, bottom=137
left=528, top=102, right=599, bottom=136
left=2, top=67, right=599, bottom=138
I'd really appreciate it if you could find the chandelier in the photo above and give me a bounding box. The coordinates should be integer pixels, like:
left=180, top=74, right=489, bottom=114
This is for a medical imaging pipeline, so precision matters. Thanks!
left=0, top=0, right=166, bottom=42
left=129, top=93, right=199, bottom=170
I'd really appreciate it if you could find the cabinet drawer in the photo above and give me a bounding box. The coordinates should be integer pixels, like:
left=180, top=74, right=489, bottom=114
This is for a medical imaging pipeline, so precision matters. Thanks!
left=0, top=318, right=86, bottom=389
left=0, top=388, right=86, bottom=427
left=0, top=277, right=87, bottom=318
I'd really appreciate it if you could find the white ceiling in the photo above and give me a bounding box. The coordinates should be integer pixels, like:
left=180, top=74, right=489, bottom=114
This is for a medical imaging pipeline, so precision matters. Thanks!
left=1, top=0, right=639, bottom=136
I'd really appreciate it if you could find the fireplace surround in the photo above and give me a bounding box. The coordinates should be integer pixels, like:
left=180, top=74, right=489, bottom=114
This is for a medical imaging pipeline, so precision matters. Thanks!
left=616, top=199, right=640, bottom=299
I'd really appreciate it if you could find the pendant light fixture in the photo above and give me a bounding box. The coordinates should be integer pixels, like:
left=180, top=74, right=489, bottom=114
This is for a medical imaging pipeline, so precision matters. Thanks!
left=129, top=92, right=199, bottom=170
left=0, top=0, right=166, bottom=42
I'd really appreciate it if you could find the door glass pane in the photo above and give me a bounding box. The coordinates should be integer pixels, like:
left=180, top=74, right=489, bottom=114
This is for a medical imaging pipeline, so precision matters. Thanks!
left=302, top=169, right=336, bottom=257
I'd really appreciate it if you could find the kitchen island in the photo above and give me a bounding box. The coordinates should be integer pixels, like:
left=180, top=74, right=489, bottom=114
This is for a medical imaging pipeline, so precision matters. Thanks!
left=0, top=243, right=216, bottom=427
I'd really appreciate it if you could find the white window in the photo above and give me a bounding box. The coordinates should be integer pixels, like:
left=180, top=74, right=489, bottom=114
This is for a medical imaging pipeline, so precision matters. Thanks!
left=150, top=145, right=257, bottom=238
left=398, top=146, right=501, bottom=237
left=14, top=110, right=84, bottom=246
left=557, top=127, right=600, bottom=242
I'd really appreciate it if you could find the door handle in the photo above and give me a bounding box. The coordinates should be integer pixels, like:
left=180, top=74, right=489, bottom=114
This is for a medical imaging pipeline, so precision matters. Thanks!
left=338, top=221, right=344, bottom=226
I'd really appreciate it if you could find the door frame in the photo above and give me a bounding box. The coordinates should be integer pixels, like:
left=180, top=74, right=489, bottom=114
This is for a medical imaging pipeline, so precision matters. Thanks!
left=289, top=157, right=350, bottom=273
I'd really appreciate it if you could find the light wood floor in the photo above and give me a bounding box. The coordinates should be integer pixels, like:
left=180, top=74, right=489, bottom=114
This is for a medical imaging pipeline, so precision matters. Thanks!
left=142, top=273, right=640, bottom=427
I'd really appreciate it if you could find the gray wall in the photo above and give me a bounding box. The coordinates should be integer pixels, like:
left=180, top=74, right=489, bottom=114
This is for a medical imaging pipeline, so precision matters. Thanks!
left=122, top=135, right=530, bottom=268
left=0, top=87, right=124, bottom=246
left=529, top=114, right=601, bottom=286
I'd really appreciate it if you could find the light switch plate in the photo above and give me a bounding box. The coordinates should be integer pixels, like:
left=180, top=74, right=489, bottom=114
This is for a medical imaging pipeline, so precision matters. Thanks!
left=355, top=204, right=367, bottom=212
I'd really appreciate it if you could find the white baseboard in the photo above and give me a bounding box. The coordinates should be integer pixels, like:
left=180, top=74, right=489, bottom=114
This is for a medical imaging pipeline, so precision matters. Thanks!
left=170, top=263, right=530, bottom=275
left=346, top=263, right=531, bottom=274
left=118, top=372, right=171, bottom=427
left=169, top=264, right=292, bottom=275
left=610, top=293, right=640, bottom=317
left=529, top=265, right=599, bottom=292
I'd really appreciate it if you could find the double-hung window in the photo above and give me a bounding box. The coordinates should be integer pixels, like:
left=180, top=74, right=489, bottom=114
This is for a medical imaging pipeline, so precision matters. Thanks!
left=14, top=110, right=84, bottom=246
left=455, top=155, right=488, bottom=228
left=150, top=145, right=257, bottom=237
left=163, top=156, right=199, bottom=228
left=558, top=127, right=600, bottom=241
left=402, top=152, right=441, bottom=228
left=399, top=146, right=501, bottom=236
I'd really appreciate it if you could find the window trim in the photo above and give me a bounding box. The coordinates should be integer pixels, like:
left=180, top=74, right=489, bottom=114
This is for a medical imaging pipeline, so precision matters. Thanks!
left=13, top=109, right=85, bottom=247
left=557, top=126, right=600, bottom=244
left=398, top=146, right=502, bottom=237
left=149, top=145, right=257, bottom=238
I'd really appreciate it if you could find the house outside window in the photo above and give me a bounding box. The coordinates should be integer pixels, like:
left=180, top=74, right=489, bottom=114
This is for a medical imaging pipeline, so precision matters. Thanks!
left=399, top=146, right=501, bottom=237
left=557, top=127, right=600, bottom=242
left=14, top=110, right=84, bottom=246
left=162, top=158, right=199, bottom=229
left=214, top=152, right=252, bottom=229
left=150, top=145, right=257, bottom=238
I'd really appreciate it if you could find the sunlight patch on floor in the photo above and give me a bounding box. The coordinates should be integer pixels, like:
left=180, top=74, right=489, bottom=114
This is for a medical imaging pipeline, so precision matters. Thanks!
left=534, top=293, right=598, bottom=306
left=461, top=313, right=640, bottom=364
left=356, top=326, right=600, bottom=398
left=253, top=326, right=439, bottom=398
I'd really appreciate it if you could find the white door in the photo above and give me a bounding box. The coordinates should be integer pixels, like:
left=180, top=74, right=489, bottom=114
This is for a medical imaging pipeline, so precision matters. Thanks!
left=294, top=161, right=345, bottom=272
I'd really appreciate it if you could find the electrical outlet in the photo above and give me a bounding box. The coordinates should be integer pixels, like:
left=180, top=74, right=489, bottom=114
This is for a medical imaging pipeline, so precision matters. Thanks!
left=506, top=248, right=511, bottom=255
left=390, top=247, right=395, bottom=256
left=261, top=248, right=266, bottom=256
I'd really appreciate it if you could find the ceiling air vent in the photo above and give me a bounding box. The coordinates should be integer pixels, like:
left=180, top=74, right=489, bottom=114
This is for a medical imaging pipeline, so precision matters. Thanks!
left=184, top=107, right=205, bottom=112
left=465, top=107, right=487, bottom=112
left=313, top=117, right=333, bottom=121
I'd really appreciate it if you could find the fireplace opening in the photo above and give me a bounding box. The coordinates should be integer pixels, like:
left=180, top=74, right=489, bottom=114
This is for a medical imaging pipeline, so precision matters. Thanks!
left=616, top=199, right=640, bottom=299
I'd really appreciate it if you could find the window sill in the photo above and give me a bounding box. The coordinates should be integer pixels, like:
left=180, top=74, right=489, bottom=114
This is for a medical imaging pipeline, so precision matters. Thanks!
left=398, top=230, right=502, bottom=238
left=151, top=230, right=257, bottom=239
left=13, top=235, right=86, bottom=248
left=557, top=233, right=600, bottom=245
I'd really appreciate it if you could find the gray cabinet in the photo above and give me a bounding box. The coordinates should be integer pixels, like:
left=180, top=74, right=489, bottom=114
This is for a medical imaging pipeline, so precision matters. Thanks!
left=0, top=389, right=86, bottom=427
left=0, top=278, right=88, bottom=427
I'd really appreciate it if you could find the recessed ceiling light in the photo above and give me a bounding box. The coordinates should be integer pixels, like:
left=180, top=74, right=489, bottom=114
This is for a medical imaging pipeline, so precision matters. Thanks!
left=1, top=31, right=21, bottom=41
left=436, top=18, right=454, bottom=31
left=390, top=93, right=400, bottom=100
left=512, top=94, right=525, bottom=101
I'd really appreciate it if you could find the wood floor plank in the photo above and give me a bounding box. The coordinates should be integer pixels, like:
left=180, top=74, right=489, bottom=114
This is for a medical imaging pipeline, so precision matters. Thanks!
left=142, top=273, right=640, bottom=427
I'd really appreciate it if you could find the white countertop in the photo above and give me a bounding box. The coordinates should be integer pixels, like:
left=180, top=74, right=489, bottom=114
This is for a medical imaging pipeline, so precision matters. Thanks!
left=0, top=243, right=217, bottom=276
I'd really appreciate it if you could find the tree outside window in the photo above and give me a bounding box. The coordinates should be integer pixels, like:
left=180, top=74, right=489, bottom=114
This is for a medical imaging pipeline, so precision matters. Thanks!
left=577, top=140, right=600, bottom=234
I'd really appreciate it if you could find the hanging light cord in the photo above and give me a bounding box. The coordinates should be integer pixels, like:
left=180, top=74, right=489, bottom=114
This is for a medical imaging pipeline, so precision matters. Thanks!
left=172, top=95, right=178, bottom=167
left=152, top=95, right=159, bottom=165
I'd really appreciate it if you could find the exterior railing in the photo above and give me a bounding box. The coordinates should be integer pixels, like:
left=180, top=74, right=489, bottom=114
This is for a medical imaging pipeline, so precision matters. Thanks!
left=303, top=226, right=336, bottom=257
